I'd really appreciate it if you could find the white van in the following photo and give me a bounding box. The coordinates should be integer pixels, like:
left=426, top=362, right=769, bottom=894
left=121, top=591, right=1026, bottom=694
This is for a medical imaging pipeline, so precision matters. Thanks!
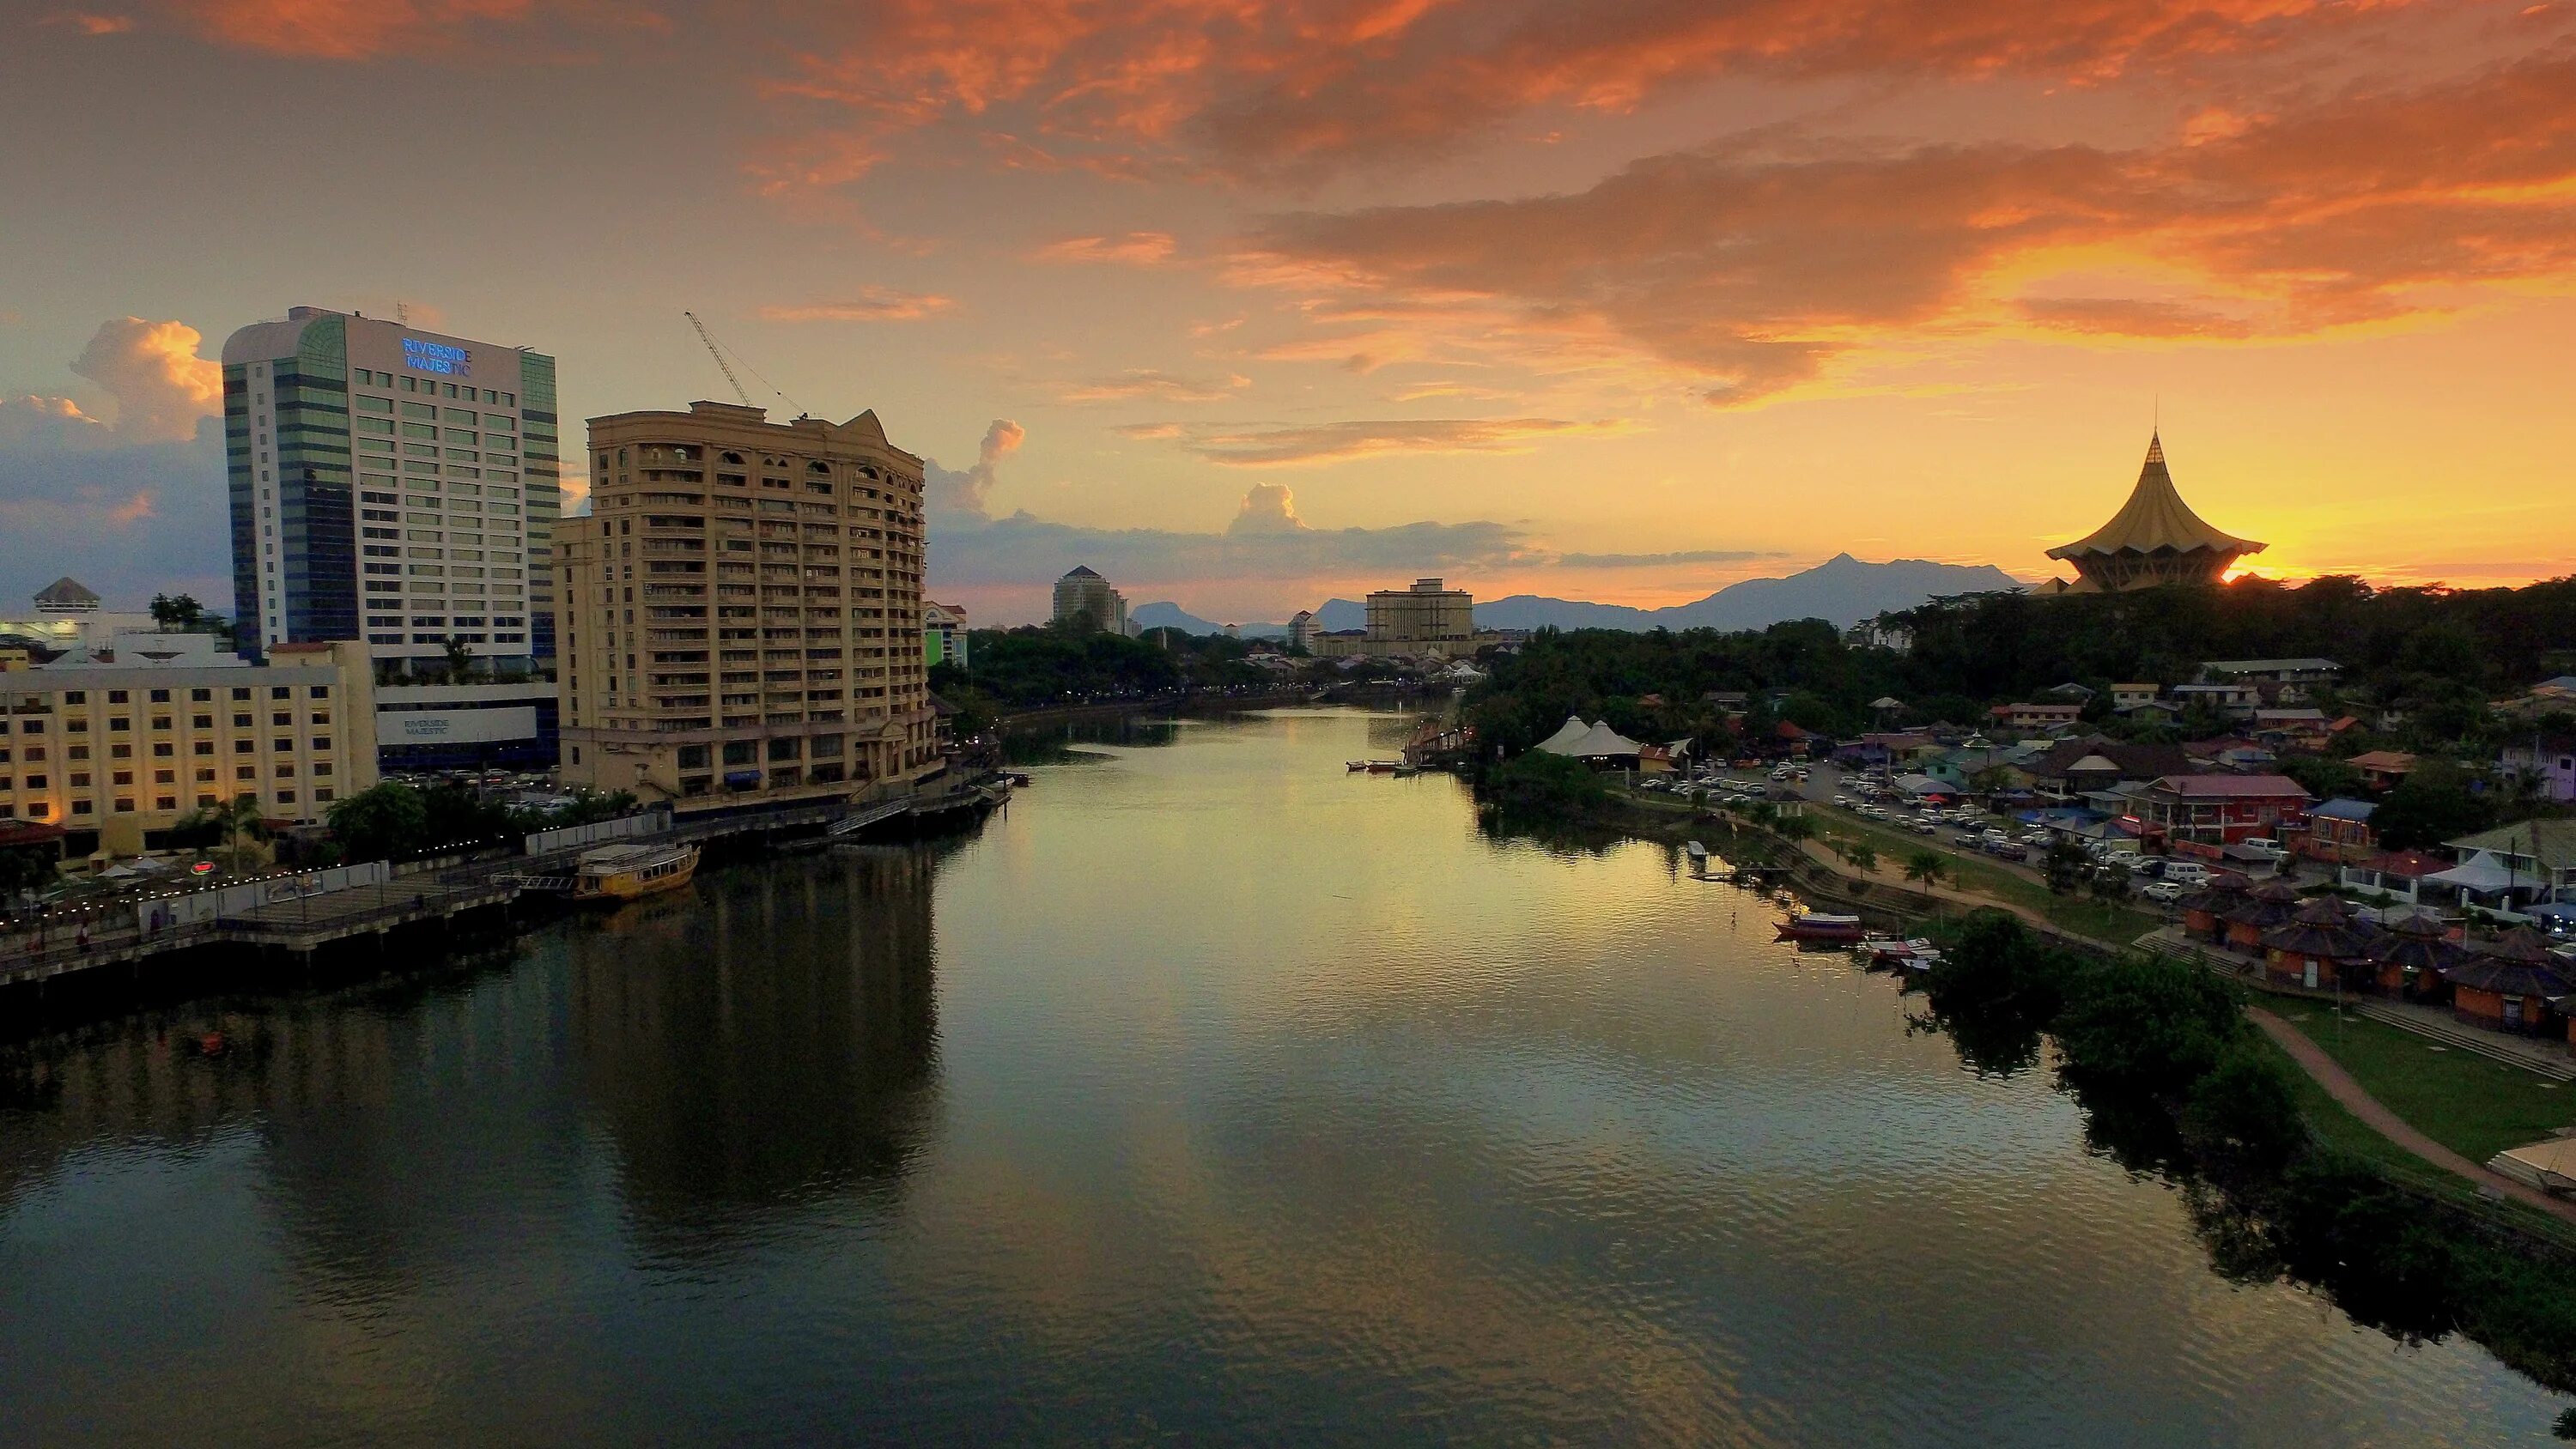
left=2161, top=861, right=2211, bottom=887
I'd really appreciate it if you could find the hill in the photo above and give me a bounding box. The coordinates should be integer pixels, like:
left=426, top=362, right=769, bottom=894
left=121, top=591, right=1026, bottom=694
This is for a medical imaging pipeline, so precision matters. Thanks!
left=1476, top=555, right=2024, bottom=632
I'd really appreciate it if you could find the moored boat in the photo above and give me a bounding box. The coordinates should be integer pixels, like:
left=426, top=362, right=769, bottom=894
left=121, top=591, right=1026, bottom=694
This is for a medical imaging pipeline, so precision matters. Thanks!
left=1777, top=912, right=1866, bottom=943
left=571, top=842, right=701, bottom=902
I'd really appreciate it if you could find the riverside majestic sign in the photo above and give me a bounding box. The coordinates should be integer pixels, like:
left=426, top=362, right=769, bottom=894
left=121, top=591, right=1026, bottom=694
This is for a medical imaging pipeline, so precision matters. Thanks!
left=401, top=337, right=472, bottom=377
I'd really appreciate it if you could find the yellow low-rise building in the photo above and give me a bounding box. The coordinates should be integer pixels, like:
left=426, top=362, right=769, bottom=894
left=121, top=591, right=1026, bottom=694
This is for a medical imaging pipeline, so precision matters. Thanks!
left=0, top=640, right=378, bottom=842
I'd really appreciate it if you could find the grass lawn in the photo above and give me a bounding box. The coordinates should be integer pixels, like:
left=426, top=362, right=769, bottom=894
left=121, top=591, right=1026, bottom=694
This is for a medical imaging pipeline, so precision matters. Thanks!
left=2243, top=1029, right=2576, bottom=1249
left=1801, top=811, right=2160, bottom=944
left=2275, top=1006, right=2576, bottom=1166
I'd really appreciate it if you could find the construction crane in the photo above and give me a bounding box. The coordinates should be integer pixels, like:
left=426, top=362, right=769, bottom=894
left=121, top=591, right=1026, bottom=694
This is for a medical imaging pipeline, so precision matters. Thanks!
left=683, top=310, right=752, bottom=407
left=683, top=311, right=806, bottom=417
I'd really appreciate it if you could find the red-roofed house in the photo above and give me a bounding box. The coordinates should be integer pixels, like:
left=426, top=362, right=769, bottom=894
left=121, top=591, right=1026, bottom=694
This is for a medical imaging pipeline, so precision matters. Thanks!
left=2137, top=774, right=2313, bottom=857
left=2348, top=750, right=2418, bottom=791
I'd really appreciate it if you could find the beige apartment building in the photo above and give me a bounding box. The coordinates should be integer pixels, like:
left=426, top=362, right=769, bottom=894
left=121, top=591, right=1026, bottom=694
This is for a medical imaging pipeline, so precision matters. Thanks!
left=0, top=640, right=379, bottom=847
left=1312, top=578, right=1478, bottom=658
left=556, top=402, right=938, bottom=811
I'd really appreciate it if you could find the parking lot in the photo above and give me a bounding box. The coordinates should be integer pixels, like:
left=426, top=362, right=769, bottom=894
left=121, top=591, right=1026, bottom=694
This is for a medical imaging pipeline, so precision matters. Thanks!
left=1635, top=756, right=2332, bottom=903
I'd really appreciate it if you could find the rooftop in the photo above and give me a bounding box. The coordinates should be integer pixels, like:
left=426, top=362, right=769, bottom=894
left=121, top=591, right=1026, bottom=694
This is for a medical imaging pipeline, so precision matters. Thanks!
left=2148, top=773, right=2312, bottom=799
left=2045, top=433, right=2264, bottom=561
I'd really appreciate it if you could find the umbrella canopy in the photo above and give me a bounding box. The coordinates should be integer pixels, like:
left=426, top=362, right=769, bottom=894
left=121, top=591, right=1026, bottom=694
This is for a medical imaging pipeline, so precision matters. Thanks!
left=2372, top=918, right=2465, bottom=977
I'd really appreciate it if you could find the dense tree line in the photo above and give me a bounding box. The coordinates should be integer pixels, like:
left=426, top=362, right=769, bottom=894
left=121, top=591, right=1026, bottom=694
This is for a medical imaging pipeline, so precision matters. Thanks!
left=1918, top=912, right=2576, bottom=1404
left=929, top=624, right=1290, bottom=712
left=320, top=781, right=638, bottom=864
left=1463, top=575, right=2576, bottom=767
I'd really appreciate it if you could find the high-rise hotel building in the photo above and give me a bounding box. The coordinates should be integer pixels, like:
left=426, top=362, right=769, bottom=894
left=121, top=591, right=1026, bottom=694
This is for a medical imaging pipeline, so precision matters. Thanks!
left=555, top=402, right=937, bottom=809
left=219, top=307, right=562, bottom=672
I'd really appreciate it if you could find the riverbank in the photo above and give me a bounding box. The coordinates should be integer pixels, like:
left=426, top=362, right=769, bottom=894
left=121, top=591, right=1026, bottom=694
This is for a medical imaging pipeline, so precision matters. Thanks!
left=1494, top=773, right=2576, bottom=1270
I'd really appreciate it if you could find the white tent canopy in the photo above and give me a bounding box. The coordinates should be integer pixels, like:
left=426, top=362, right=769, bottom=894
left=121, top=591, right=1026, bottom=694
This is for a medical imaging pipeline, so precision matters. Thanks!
left=1534, top=716, right=1592, bottom=755
left=1567, top=721, right=1644, bottom=757
left=2427, top=852, right=2521, bottom=896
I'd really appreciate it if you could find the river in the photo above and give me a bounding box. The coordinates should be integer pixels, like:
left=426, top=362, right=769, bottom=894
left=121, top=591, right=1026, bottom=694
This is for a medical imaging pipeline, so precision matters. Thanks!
left=2, top=707, right=2565, bottom=1445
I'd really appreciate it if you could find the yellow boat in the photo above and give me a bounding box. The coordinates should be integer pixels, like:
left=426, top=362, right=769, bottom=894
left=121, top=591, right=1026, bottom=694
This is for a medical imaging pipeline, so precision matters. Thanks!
left=570, top=842, right=701, bottom=902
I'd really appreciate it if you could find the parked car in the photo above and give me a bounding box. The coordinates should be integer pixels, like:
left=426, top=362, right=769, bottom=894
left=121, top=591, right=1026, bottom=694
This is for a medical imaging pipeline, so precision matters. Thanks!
left=2142, top=880, right=2185, bottom=903
left=2162, top=861, right=2211, bottom=887
left=2238, top=838, right=2287, bottom=861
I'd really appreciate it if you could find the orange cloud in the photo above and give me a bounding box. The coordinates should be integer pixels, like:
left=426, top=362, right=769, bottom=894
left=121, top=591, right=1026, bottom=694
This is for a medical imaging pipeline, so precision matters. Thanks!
left=759, top=286, right=956, bottom=322
left=70, top=317, right=220, bottom=442
left=1236, top=42, right=2576, bottom=402
left=1030, top=230, right=1178, bottom=264
left=107, top=491, right=156, bottom=525
left=39, top=11, right=135, bottom=33
left=1166, top=415, right=1634, bottom=466
left=1053, top=368, right=1246, bottom=403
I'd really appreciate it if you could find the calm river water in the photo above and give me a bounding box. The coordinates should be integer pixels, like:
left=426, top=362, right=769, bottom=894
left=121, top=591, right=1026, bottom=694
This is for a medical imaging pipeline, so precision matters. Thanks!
left=3, top=708, right=2567, bottom=1445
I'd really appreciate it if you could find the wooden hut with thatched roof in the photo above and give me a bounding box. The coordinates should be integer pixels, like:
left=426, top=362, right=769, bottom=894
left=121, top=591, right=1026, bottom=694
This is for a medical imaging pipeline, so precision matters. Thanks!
left=2178, top=873, right=2250, bottom=946
left=2447, top=928, right=2574, bottom=1036
left=2222, top=878, right=2303, bottom=955
left=2366, top=908, right=2465, bottom=1001
left=2262, top=896, right=2379, bottom=991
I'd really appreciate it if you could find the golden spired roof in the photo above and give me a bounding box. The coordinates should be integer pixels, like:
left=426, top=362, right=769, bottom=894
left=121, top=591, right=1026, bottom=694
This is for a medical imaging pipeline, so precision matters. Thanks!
left=2047, top=433, right=2264, bottom=560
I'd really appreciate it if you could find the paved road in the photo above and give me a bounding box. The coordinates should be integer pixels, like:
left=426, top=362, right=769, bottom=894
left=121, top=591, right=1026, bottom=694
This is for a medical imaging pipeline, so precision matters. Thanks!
left=2247, top=1005, right=2576, bottom=1226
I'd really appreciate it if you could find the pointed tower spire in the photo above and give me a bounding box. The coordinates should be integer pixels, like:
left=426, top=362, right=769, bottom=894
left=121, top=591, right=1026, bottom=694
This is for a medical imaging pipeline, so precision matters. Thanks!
left=2143, top=431, right=2164, bottom=469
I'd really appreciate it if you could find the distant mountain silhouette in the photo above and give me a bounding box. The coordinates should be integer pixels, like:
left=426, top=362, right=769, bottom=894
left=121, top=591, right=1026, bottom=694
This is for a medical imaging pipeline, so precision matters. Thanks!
left=1133, top=558, right=2020, bottom=638
left=1132, top=601, right=1277, bottom=635
left=1475, top=555, right=2025, bottom=632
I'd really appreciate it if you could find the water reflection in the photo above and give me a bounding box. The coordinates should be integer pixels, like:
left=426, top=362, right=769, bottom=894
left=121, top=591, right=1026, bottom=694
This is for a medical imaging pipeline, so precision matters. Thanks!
left=568, top=846, right=939, bottom=1250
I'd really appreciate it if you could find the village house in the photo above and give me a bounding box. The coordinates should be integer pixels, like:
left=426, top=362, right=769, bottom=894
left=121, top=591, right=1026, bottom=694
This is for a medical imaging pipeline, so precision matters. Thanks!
left=2136, top=774, right=2312, bottom=855
left=2026, top=736, right=2189, bottom=803
left=2171, top=681, right=2261, bottom=718
left=2430, top=819, right=2576, bottom=918
left=2201, top=657, right=2342, bottom=704
left=2348, top=749, right=2418, bottom=791
left=2110, top=682, right=2161, bottom=712
left=2300, top=798, right=2378, bottom=864
left=1991, top=701, right=2083, bottom=731
left=2337, top=849, right=2448, bottom=907
left=2499, top=736, right=2576, bottom=804
left=2446, top=931, right=2572, bottom=1037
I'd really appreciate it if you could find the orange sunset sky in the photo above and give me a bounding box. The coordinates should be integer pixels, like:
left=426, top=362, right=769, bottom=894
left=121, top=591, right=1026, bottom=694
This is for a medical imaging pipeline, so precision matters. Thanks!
left=3, top=0, right=2573, bottom=623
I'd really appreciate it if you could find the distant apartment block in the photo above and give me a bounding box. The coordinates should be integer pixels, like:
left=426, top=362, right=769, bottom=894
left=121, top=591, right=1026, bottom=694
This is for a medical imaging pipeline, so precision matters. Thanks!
left=1052, top=567, right=1129, bottom=634
left=924, top=601, right=969, bottom=669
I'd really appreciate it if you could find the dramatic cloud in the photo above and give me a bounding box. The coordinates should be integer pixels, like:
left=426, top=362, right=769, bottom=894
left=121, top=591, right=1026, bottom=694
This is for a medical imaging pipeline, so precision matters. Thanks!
left=1053, top=369, right=1247, bottom=403
left=928, top=486, right=1539, bottom=594
left=1168, top=416, right=1632, bottom=466
left=759, top=286, right=956, bottom=322
left=924, top=417, right=1024, bottom=518
left=1227, top=482, right=1306, bottom=534
left=1241, top=43, right=2576, bottom=403
left=70, top=317, right=222, bottom=442
left=1030, top=232, right=1178, bottom=264
left=0, top=316, right=233, bottom=606
left=0, top=396, right=111, bottom=448
left=739, top=0, right=2458, bottom=186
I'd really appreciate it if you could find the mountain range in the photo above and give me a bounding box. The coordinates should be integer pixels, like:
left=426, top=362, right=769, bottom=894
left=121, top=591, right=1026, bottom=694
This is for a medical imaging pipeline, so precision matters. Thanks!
left=1133, top=555, right=2023, bottom=638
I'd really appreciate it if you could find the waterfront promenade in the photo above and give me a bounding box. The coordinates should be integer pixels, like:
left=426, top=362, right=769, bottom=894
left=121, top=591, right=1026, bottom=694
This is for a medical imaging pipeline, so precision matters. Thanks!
left=0, top=774, right=1009, bottom=992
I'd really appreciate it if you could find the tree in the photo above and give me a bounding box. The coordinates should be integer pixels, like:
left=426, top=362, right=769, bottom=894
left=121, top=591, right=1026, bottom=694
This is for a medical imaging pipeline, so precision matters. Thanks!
left=2044, top=839, right=2090, bottom=895
left=149, top=592, right=204, bottom=630
left=1841, top=843, right=1880, bottom=876
left=1774, top=813, right=1815, bottom=846
left=441, top=634, right=476, bottom=683
left=0, top=845, right=58, bottom=913
left=210, top=792, right=268, bottom=870
left=1905, top=851, right=1952, bottom=894
left=326, top=782, right=431, bottom=863
left=2372, top=758, right=2498, bottom=852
